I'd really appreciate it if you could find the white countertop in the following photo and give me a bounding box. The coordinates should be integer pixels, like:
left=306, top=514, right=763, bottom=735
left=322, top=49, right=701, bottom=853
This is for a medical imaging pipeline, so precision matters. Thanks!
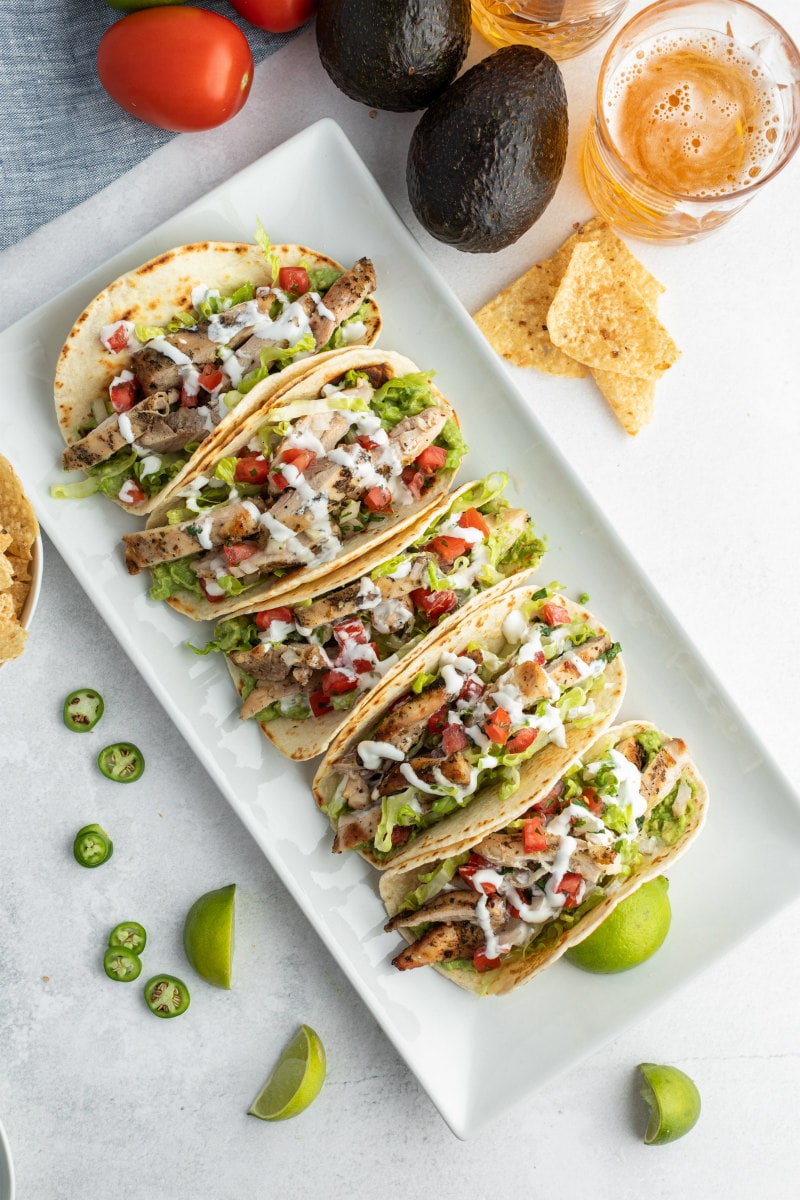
left=2, top=3, right=799, bottom=1196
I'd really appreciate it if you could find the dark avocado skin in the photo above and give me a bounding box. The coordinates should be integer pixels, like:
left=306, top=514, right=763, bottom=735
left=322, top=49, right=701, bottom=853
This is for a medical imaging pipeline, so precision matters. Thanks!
left=407, top=46, right=569, bottom=253
left=316, top=0, right=471, bottom=113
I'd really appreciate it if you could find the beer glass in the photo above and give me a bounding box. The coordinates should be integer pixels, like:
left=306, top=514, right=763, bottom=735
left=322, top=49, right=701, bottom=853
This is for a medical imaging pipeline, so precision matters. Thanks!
left=471, top=1, right=630, bottom=60
left=581, top=0, right=800, bottom=240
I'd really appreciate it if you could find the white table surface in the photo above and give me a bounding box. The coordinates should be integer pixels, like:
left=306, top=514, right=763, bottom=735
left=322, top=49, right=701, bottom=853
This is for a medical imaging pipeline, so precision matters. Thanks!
left=2, top=3, right=799, bottom=1196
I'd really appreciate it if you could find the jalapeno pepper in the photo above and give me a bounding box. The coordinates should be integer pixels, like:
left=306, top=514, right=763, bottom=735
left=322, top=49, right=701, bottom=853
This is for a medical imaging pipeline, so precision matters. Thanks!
left=97, top=742, right=145, bottom=783
left=73, top=824, right=113, bottom=868
left=144, top=975, right=190, bottom=1018
left=63, top=688, right=104, bottom=732
left=108, top=922, right=147, bottom=955
left=104, top=947, right=142, bottom=982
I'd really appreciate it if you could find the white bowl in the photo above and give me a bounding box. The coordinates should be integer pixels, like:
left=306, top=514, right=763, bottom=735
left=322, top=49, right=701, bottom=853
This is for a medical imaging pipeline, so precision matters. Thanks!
left=19, top=532, right=42, bottom=631
left=0, top=1118, right=14, bottom=1200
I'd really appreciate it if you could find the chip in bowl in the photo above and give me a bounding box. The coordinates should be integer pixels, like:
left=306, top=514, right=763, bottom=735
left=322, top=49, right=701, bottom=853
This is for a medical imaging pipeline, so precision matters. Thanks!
left=0, top=454, right=40, bottom=663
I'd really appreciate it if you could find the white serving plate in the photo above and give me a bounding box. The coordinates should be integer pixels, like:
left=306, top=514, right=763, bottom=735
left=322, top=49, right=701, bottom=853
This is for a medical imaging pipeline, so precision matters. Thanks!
left=1, top=118, right=799, bottom=1140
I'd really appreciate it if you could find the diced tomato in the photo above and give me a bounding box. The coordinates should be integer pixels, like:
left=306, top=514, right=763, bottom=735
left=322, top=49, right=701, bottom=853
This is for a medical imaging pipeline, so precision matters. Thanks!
left=199, top=579, right=227, bottom=604
left=581, top=787, right=603, bottom=816
left=458, top=854, right=496, bottom=894
left=391, top=825, right=411, bottom=847
left=255, top=606, right=293, bottom=631
left=522, top=816, right=547, bottom=854
left=423, top=535, right=469, bottom=566
left=414, top=445, right=448, bottom=476
left=457, top=507, right=490, bottom=538
left=532, top=781, right=565, bottom=817
left=541, top=600, right=571, bottom=626
left=119, top=480, right=146, bottom=505
left=401, top=466, right=425, bottom=500
left=473, top=946, right=501, bottom=973
left=409, top=588, right=458, bottom=623
left=281, top=447, right=316, bottom=473
left=357, top=434, right=380, bottom=451
left=484, top=706, right=511, bottom=745
left=109, top=379, right=136, bottom=413
left=272, top=471, right=290, bottom=492
left=441, top=722, right=468, bottom=756
left=198, top=362, right=224, bottom=392
left=234, top=454, right=270, bottom=484
left=507, top=727, right=537, bottom=755
left=364, top=486, right=393, bottom=513
left=352, top=644, right=379, bottom=674
left=321, top=669, right=358, bottom=696
left=555, top=872, right=584, bottom=909
left=180, top=385, right=198, bottom=408
left=332, top=618, right=368, bottom=648
left=458, top=675, right=484, bottom=704
left=104, top=323, right=130, bottom=353
left=427, top=706, right=449, bottom=735
left=223, top=542, right=257, bottom=567
left=278, top=266, right=309, bottom=294
left=309, top=689, right=333, bottom=718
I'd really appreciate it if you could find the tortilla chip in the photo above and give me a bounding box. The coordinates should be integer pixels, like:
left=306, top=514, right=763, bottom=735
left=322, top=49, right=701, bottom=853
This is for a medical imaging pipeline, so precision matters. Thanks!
left=0, top=456, right=38, bottom=559
left=547, top=243, right=680, bottom=380
left=0, top=551, right=13, bottom=591
left=578, top=218, right=665, bottom=312
left=0, top=592, right=27, bottom=663
left=592, top=369, right=656, bottom=436
left=0, top=528, right=11, bottom=555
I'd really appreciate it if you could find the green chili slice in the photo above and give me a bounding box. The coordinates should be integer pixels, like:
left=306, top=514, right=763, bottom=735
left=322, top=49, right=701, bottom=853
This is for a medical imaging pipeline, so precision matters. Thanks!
left=97, top=742, right=145, bottom=783
left=108, top=922, right=147, bottom=955
left=104, top=947, right=142, bottom=983
left=144, top=975, right=191, bottom=1018
left=73, top=823, right=113, bottom=868
left=63, top=688, right=104, bottom=732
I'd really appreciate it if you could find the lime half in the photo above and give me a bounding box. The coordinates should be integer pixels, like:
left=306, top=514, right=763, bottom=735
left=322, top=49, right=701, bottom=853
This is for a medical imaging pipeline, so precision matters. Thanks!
left=248, top=1025, right=326, bottom=1122
left=182, top=884, right=236, bottom=989
left=639, top=1062, right=701, bottom=1145
left=565, top=876, right=671, bottom=973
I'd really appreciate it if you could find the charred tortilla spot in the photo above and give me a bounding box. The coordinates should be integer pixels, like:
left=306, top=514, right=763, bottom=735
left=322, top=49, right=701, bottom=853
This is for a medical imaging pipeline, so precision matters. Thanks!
left=76, top=311, right=89, bottom=325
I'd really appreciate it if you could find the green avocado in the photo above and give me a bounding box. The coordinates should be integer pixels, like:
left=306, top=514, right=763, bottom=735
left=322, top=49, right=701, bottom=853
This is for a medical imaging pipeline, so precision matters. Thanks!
left=407, top=45, right=569, bottom=253
left=315, top=0, right=471, bottom=113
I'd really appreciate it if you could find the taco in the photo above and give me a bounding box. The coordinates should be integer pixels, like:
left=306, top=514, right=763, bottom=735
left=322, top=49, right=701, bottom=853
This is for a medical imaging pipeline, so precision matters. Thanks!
left=52, top=231, right=380, bottom=515
left=378, top=721, right=707, bottom=995
left=122, top=348, right=468, bottom=620
left=191, top=474, right=547, bottom=760
left=312, top=586, right=626, bottom=869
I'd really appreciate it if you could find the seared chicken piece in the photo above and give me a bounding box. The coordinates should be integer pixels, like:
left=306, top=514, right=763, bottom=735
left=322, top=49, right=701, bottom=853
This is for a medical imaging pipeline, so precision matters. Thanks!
left=122, top=499, right=265, bottom=574
left=230, top=641, right=329, bottom=683
left=332, top=806, right=382, bottom=853
left=239, top=677, right=303, bottom=721
left=385, top=890, right=499, bottom=931
left=547, top=633, right=612, bottom=688
left=308, top=257, right=376, bottom=348
left=640, top=738, right=689, bottom=807
left=392, top=923, right=484, bottom=971
left=388, top=407, right=447, bottom=465
left=63, top=391, right=172, bottom=471
left=617, top=736, right=646, bottom=770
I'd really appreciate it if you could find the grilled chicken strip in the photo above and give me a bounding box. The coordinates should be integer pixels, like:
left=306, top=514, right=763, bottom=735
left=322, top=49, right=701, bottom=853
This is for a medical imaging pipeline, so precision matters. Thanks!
left=368, top=678, right=452, bottom=757
left=239, top=677, right=303, bottom=722
left=62, top=391, right=172, bottom=471
left=640, top=738, right=689, bottom=807
left=617, top=736, right=646, bottom=770
left=332, top=805, right=382, bottom=853
left=293, top=557, right=428, bottom=631
left=122, top=499, right=266, bottom=574
left=385, top=890, right=503, bottom=932
left=132, top=346, right=182, bottom=395
left=377, top=751, right=473, bottom=798
left=547, top=633, right=613, bottom=688
left=308, top=257, right=376, bottom=348
left=274, top=411, right=351, bottom=464
left=230, top=641, right=329, bottom=683
left=392, top=923, right=484, bottom=971
left=131, top=406, right=212, bottom=455
left=389, top=408, right=448, bottom=465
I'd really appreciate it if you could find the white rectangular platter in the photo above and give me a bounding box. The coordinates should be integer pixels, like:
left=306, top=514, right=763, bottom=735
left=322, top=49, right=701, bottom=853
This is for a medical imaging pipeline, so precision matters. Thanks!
left=2, top=118, right=800, bottom=1139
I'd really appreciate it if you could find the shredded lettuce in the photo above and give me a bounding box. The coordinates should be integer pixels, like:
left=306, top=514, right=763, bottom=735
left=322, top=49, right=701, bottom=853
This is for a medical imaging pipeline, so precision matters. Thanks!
left=238, top=333, right=316, bottom=395
left=399, top=853, right=470, bottom=912
left=371, top=371, right=434, bottom=428
left=149, top=559, right=203, bottom=601
left=411, top=670, right=436, bottom=694
left=189, top=616, right=258, bottom=657
left=436, top=417, right=469, bottom=470
left=371, top=553, right=407, bottom=580
left=374, top=789, right=421, bottom=854
left=254, top=218, right=281, bottom=285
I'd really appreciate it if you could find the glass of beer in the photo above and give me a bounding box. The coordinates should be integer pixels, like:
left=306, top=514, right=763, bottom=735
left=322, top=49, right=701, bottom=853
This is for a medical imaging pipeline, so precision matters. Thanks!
left=582, top=0, right=800, bottom=240
left=471, top=2, right=630, bottom=60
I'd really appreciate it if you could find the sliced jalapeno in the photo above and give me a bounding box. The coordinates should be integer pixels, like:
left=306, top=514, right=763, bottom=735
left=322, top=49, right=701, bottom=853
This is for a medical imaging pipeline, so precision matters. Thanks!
left=73, top=824, right=113, bottom=868
left=144, top=975, right=190, bottom=1019
left=97, top=742, right=144, bottom=783
left=108, top=922, right=147, bottom=955
left=63, top=688, right=104, bottom=732
left=104, top=947, right=142, bottom=982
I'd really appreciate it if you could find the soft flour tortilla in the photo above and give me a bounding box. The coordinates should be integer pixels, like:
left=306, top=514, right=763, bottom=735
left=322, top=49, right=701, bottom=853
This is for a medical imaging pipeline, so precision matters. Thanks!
left=378, top=720, right=708, bottom=996
left=136, top=348, right=463, bottom=622
left=312, top=586, right=627, bottom=869
left=54, top=241, right=381, bottom=515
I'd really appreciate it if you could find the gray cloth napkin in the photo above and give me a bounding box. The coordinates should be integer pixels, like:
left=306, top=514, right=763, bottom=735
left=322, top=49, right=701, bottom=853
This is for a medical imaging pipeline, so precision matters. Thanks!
left=0, top=1, right=299, bottom=250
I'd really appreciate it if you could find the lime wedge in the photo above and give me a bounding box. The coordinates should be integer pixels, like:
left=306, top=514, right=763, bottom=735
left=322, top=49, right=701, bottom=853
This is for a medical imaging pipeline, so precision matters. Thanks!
left=182, top=884, right=235, bottom=989
left=248, top=1025, right=326, bottom=1122
left=565, top=876, right=671, bottom=973
left=639, top=1062, right=701, bottom=1145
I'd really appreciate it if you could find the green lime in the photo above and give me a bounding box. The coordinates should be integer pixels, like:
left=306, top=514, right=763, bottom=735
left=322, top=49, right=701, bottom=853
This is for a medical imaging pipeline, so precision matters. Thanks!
left=248, top=1025, right=326, bottom=1122
left=565, top=876, right=671, bottom=973
left=639, top=1062, right=701, bottom=1145
left=182, top=884, right=236, bottom=989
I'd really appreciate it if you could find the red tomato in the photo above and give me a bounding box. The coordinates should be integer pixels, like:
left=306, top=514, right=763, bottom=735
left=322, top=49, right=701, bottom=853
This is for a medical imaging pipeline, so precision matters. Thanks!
left=423, top=535, right=468, bottom=565
left=321, top=669, right=358, bottom=696
left=180, top=385, right=198, bottom=408
left=400, top=466, right=425, bottom=500
left=97, top=9, right=254, bottom=133
left=441, top=723, right=468, bottom=756
left=458, top=507, right=490, bottom=537
left=484, top=707, right=511, bottom=745
left=458, top=675, right=484, bottom=704
left=522, top=816, right=547, bottom=854
left=255, top=607, right=293, bottom=630
left=309, top=689, right=333, bottom=718
left=198, top=363, right=224, bottom=392
left=364, top=486, right=393, bottom=513
left=391, top=825, right=411, bottom=847
left=581, top=787, right=603, bottom=816
left=104, top=323, right=130, bottom=353
left=414, top=445, right=447, bottom=476
left=223, top=542, right=257, bottom=566
left=278, top=266, right=310, bottom=293
left=280, top=448, right=316, bottom=473
left=351, top=644, right=379, bottom=674
left=540, top=600, right=571, bottom=626
left=109, top=379, right=136, bottom=413
left=473, top=947, right=501, bottom=972
left=234, top=455, right=269, bottom=484
left=427, top=705, right=449, bottom=735
left=119, top=479, right=146, bottom=505
left=409, top=588, right=458, bottom=623
left=555, top=872, right=583, bottom=908
left=458, top=854, right=495, bottom=894
left=532, top=780, right=565, bottom=816
left=333, top=619, right=368, bottom=647
left=507, top=727, right=536, bottom=755
left=357, top=435, right=380, bottom=451
left=228, top=0, right=317, bottom=35
left=199, top=579, right=227, bottom=604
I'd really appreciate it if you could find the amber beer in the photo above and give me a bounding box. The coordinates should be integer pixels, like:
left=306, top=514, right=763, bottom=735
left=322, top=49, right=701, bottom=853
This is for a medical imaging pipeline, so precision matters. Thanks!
left=582, top=1, right=800, bottom=240
left=470, top=1, right=629, bottom=60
